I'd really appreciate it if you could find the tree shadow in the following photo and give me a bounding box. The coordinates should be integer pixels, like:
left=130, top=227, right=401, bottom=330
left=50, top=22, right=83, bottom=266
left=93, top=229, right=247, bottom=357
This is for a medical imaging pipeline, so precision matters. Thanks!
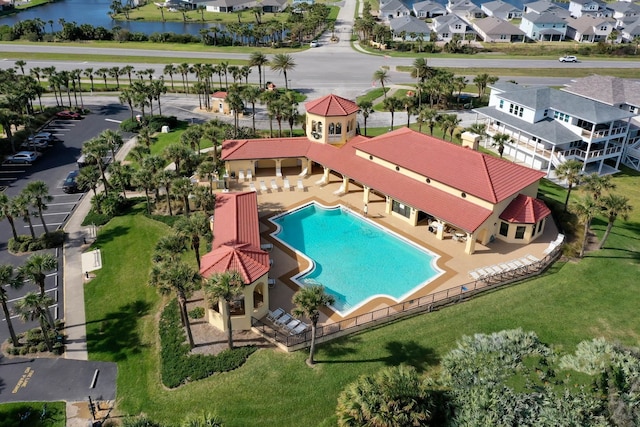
left=86, top=299, right=151, bottom=362
left=91, top=225, right=130, bottom=246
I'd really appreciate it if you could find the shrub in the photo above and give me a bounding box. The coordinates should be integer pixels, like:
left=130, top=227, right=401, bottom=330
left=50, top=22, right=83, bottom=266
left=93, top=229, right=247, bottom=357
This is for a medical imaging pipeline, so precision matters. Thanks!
left=8, top=230, right=65, bottom=254
left=37, top=342, right=48, bottom=352
left=19, top=346, right=29, bottom=355
left=189, top=306, right=205, bottom=319
left=120, top=118, right=141, bottom=133
left=82, top=210, right=110, bottom=227
left=145, top=115, right=182, bottom=133
left=159, top=299, right=256, bottom=388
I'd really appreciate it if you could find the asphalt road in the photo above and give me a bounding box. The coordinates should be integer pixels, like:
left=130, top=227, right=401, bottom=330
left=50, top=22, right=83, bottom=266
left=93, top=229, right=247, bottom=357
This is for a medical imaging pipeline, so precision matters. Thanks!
left=0, top=104, right=131, bottom=344
left=0, top=356, right=116, bottom=402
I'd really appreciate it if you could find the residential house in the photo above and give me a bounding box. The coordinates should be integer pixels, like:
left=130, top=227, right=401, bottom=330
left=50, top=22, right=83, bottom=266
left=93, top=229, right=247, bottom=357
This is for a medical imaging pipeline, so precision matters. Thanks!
left=431, top=14, right=474, bottom=41
left=204, top=0, right=256, bottom=12
left=520, top=12, right=568, bottom=41
left=481, top=0, right=522, bottom=20
left=620, top=17, right=640, bottom=41
left=379, top=0, right=412, bottom=22
left=523, top=0, right=571, bottom=18
left=446, top=0, right=485, bottom=19
left=473, top=16, right=525, bottom=42
left=260, top=0, right=287, bottom=12
left=412, top=0, right=447, bottom=19
left=474, top=82, right=635, bottom=177
left=562, top=75, right=640, bottom=170
left=566, top=15, right=617, bottom=42
left=606, top=1, right=640, bottom=27
left=568, top=0, right=611, bottom=18
left=389, top=16, right=432, bottom=40
left=221, top=94, right=552, bottom=254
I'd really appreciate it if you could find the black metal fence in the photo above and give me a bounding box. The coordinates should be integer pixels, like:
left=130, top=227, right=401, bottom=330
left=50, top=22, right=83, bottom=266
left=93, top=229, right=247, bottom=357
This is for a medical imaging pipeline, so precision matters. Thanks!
left=252, top=245, right=564, bottom=351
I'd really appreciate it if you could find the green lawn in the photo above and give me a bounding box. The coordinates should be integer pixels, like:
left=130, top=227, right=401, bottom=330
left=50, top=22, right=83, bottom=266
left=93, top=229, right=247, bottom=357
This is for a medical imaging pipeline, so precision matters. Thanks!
left=81, top=165, right=640, bottom=425
left=0, top=402, right=66, bottom=427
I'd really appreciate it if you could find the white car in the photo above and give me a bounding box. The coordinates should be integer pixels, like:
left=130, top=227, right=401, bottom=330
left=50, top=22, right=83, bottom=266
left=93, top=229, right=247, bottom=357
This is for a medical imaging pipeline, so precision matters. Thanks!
left=559, top=55, right=578, bottom=63
left=4, top=151, right=39, bottom=164
left=309, top=40, right=319, bottom=48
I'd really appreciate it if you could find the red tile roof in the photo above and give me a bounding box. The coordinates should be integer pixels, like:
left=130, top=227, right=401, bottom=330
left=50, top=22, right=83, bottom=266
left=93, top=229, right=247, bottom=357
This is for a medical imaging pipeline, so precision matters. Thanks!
left=356, top=128, right=545, bottom=203
left=199, top=192, right=269, bottom=283
left=220, top=123, right=548, bottom=232
left=499, top=194, right=551, bottom=224
left=222, top=137, right=310, bottom=160
left=305, top=94, right=360, bottom=116
left=211, top=91, right=227, bottom=99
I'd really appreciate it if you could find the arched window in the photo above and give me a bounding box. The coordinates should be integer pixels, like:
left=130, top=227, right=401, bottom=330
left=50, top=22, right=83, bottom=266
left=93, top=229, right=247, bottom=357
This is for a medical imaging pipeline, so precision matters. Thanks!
left=329, top=123, right=335, bottom=135
left=336, top=123, right=342, bottom=134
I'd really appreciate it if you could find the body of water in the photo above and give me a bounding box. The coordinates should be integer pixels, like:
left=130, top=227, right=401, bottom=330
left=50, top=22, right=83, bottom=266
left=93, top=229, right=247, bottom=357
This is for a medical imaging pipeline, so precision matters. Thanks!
left=271, top=202, right=444, bottom=316
left=1, top=0, right=217, bottom=35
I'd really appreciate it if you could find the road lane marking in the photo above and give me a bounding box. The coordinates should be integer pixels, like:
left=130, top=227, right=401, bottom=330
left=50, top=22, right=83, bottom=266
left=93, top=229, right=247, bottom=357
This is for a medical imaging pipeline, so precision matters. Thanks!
left=12, top=367, right=34, bottom=394
left=105, top=118, right=122, bottom=123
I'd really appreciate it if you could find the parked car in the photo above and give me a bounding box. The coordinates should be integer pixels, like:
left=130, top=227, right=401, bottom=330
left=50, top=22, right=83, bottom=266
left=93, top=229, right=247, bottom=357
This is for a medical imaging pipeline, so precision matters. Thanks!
left=559, top=55, right=578, bottom=63
left=4, top=151, right=39, bottom=164
left=20, top=139, right=51, bottom=151
left=56, top=110, right=82, bottom=120
left=62, top=170, right=84, bottom=193
left=28, top=132, right=53, bottom=141
left=310, top=40, right=319, bottom=48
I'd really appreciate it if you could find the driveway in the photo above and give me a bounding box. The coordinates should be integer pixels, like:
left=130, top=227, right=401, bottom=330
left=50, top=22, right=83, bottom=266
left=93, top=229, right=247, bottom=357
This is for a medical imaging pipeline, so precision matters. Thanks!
left=0, top=356, right=116, bottom=402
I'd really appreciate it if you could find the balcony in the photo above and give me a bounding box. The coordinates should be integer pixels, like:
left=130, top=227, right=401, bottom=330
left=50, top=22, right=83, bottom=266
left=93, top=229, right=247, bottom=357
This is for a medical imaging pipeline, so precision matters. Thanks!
left=561, top=144, right=623, bottom=160
left=488, top=126, right=553, bottom=159
left=581, top=125, right=628, bottom=140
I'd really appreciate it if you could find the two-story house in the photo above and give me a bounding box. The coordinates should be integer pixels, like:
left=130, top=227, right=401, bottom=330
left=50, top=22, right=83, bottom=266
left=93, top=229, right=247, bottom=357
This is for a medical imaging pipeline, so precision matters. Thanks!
left=566, top=15, right=617, bottom=42
left=431, top=14, right=474, bottom=41
left=474, top=82, right=635, bottom=177
left=523, top=0, right=571, bottom=18
left=620, top=17, right=640, bottom=41
left=520, top=12, right=568, bottom=41
left=569, top=0, right=611, bottom=18
left=606, top=1, right=640, bottom=27
left=562, top=75, right=640, bottom=171
left=446, top=0, right=485, bottom=19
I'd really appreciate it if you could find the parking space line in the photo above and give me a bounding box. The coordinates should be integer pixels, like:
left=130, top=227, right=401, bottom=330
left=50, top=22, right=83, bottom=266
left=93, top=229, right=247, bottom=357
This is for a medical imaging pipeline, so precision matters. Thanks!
left=48, top=201, right=79, bottom=206
left=0, top=178, right=17, bottom=181
left=42, top=212, right=71, bottom=217
left=0, top=170, right=24, bottom=174
left=105, top=119, right=122, bottom=123
left=24, top=222, right=64, bottom=228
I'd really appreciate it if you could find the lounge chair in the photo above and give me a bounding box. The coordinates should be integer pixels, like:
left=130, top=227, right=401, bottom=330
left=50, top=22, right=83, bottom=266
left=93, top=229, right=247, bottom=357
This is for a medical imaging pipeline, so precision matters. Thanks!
left=260, top=180, right=268, bottom=192
left=249, top=182, right=257, bottom=192
left=271, top=179, right=279, bottom=191
left=274, top=313, right=292, bottom=327
left=246, top=169, right=253, bottom=181
left=526, top=254, right=539, bottom=263
left=276, top=166, right=282, bottom=177
left=282, top=319, right=301, bottom=332
left=238, top=170, right=245, bottom=181
left=283, top=178, right=290, bottom=191
left=298, top=167, right=307, bottom=177
left=261, top=243, right=273, bottom=251
left=289, top=322, right=309, bottom=335
left=297, top=178, right=305, bottom=191
left=333, top=183, right=345, bottom=196
left=267, top=308, right=284, bottom=322
left=469, top=270, right=484, bottom=281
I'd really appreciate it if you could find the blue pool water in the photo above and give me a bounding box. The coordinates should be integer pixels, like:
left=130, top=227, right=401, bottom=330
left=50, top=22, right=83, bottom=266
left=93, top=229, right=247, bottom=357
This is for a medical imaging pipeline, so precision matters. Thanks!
left=270, top=203, right=443, bottom=315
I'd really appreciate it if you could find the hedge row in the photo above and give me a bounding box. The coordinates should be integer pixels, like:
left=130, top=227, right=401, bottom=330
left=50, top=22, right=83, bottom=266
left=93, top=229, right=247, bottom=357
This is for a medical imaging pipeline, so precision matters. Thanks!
left=8, top=230, right=65, bottom=253
left=159, top=299, right=256, bottom=388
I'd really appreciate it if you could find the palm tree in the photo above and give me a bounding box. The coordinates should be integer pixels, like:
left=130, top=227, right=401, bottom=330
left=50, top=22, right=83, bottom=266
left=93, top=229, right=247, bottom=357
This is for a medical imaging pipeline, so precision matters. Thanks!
left=581, top=173, right=615, bottom=201
left=555, top=159, right=583, bottom=213
left=357, top=100, right=374, bottom=136
left=373, top=68, right=390, bottom=99
left=464, top=122, right=488, bottom=145
left=197, top=160, right=218, bottom=194
left=108, top=161, right=133, bottom=199
left=163, top=64, right=176, bottom=91
left=249, top=51, right=268, bottom=89
left=13, top=193, right=36, bottom=239
left=18, top=253, right=57, bottom=297
left=473, top=73, right=498, bottom=99
left=172, top=176, right=194, bottom=217
left=573, top=195, right=599, bottom=258
left=417, top=107, right=438, bottom=135
left=292, top=284, right=335, bottom=365
left=24, top=181, right=52, bottom=235
left=0, top=193, right=19, bottom=240
left=174, top=212, right=211, bottom=268
left=383, top=97, right=403, bottom=130
left=77, top=165, right=101, bottom=200
left=598, top=194, right=632, bottom=249
left=491, top=132, right=510, bottom=158
left=149, top=261, right=200, bottom=348
left=82, top=137, right=111, bottom=195
left=14, top=292, right=56, bottom=351
left=163, top=143, right=191, bottom=175
left=336, top=365, right=434, bottom=426
left=157, top=170, right=175, bottom=216
left=205, top=270, right=244, bottom=349
left=270, top=53, right=296, bottom=90
left=242, top=85, right=261, bottom=135
left=0, top=264, right=23, bottom=347
left=132, top=168, right=156, bottom=215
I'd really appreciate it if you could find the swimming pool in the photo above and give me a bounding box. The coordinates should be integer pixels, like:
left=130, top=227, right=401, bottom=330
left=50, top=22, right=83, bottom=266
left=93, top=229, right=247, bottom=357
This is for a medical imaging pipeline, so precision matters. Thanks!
left=270, top=202, right=443, bottom=316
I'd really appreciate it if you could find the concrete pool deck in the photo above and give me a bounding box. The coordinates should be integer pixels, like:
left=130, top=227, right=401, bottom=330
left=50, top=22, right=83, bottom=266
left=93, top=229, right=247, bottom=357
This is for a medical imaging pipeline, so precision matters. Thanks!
left=227, top=167, right=559, bottom=325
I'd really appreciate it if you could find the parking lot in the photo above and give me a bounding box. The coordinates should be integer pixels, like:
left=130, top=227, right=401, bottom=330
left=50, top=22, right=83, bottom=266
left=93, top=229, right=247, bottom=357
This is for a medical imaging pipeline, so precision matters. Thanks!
left=0, top=103, right=130, bottom=343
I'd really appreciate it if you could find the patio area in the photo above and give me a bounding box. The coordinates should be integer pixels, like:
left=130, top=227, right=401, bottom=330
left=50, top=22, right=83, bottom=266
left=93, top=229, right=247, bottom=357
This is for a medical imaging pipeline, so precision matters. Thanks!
left=222, top=165, right=560, bottom=326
